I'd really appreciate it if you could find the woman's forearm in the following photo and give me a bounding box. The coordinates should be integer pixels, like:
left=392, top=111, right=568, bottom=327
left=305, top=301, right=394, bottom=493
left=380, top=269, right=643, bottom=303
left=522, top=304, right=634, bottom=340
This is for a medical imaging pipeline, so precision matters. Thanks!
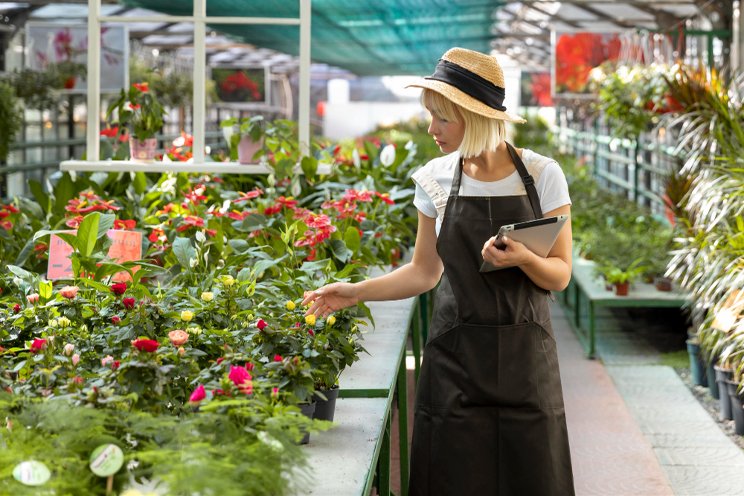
left=520, top=252, right=571, bottom=291
left=356, top=261, right=442, bottom=302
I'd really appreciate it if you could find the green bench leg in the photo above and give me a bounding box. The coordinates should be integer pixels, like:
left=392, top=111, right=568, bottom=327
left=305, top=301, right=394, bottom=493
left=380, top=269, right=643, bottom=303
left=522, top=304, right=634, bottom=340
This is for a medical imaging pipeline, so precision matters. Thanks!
left=397, top=356, right=409, bottom=496
left=377, top=412, right=391, bottom=496
left=410, top=306, right=421, bottom=383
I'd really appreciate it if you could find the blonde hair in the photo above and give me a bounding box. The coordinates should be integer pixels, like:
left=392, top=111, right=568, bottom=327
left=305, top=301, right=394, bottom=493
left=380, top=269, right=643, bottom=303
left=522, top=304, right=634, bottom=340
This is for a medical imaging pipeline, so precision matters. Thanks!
left=421, top=89, right=506, bottom=158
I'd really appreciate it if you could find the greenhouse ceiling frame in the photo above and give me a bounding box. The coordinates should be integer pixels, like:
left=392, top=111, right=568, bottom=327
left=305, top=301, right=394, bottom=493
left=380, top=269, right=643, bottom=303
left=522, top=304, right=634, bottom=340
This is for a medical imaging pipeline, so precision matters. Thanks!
left=80, top=0, right=312, bottom=166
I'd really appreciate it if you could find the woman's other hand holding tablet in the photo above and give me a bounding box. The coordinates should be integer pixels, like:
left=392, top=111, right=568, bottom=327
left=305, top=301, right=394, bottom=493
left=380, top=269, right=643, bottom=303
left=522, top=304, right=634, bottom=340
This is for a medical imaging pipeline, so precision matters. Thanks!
left=481, top=234, right=536, bottom=269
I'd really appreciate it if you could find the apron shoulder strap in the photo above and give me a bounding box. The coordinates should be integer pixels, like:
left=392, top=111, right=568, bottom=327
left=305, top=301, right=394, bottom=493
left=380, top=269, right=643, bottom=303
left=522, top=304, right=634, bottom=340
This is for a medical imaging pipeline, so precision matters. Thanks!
left=506, top=142, right=543, bottom=218
left=412, top=168, right=449, bottom=218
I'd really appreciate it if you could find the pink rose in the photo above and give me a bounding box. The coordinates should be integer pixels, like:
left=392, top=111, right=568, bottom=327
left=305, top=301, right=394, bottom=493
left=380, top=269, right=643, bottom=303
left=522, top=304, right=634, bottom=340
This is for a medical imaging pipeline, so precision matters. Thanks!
left=228, top=365, right=252, bottom=386
left=189, top=384, right=206, bottom=403
left=101, top=355, right=114, bottom=367
left=63, top=343, right=74, bottom=356
left=59, top=285, right=79, bottom=299
left=111, top=316, right=121, bottom=324
left=168, top=329, right=189, bottom=347
left=72, top=354, right=80, bottom=366
left=26, top=293, right=39, bottom=304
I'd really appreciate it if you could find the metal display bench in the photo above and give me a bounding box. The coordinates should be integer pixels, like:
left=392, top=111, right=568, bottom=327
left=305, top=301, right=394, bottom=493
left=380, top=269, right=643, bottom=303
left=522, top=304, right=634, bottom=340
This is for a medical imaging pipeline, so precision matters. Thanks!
left=559, top=255, right=689, bottom=358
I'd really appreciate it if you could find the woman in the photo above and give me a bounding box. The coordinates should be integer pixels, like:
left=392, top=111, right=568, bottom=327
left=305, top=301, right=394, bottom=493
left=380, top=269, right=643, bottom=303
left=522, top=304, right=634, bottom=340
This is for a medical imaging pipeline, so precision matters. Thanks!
left=303, top=47, right=575, bottom=495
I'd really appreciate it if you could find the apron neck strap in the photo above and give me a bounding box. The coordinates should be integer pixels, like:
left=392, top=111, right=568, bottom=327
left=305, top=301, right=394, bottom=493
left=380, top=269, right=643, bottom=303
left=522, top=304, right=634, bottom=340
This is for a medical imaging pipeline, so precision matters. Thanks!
left=449, top=145, right=544, bottom=219
left=506, top=143, right=543, bottom=218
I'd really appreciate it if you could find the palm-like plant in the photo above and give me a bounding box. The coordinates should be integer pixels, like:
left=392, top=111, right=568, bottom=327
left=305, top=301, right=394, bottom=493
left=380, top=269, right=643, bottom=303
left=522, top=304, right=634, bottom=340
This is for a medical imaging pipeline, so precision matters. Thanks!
left=662, top=64, right=744, bottom=364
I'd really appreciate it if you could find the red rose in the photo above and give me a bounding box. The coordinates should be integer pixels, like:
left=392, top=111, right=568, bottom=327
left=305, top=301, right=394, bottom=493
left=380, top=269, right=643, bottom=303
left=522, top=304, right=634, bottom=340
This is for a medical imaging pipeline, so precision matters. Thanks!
left=256, top=319, right=268, bottom=331
left=123, top=297, right=136, bottom=310
left=111, top=316, right=121, bottom=324
left=12, top=303, right=20, bottom=313
left=273, top=354, right=283, bottom=362
left=131, top=338, right=159, bottom=353
left=110, top=282, right=127, bottom=295
left=30, top=338, right=47, bottom=353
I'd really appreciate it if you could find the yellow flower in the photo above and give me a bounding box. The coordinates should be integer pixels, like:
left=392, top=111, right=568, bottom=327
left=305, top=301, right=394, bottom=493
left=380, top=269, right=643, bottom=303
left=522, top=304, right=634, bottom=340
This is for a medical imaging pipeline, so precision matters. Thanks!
left=326, top=315, right=336, bottom=327
left=180, top=310, right=194, bottom=322
left=57, top=316, right=72, bottom=328
left=200, top=291, right=214, bottom=302
left=220, top=275, right=235, bottom=287
left=305, top=314, right=316, bottom=327
left=286, top=300, right=296, bottom=311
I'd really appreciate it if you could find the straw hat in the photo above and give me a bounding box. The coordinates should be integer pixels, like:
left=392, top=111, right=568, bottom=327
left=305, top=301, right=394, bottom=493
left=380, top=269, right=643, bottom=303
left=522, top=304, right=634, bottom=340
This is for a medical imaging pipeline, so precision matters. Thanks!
left=407, top=47, right=525, bottom=123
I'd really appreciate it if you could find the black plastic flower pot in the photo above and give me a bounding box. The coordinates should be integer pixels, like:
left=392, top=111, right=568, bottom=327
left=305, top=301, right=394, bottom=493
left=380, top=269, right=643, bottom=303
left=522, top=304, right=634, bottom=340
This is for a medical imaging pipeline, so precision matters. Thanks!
left=686, top=339, right=708, bottom=387
left=715, top=366, right=733, bottom=421
left=298, top=402, right=316, bottom=445
left=707, top=360, right=719, bottom=399
left=313, top=386, right=340, bottom=422
left=725, top=379, right=744, bottom=435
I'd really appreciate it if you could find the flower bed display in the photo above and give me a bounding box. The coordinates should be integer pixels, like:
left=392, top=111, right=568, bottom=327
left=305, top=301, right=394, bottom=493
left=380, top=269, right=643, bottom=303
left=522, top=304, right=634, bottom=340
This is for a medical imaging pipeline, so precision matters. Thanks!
left=0, top=135, right=421, bottom=493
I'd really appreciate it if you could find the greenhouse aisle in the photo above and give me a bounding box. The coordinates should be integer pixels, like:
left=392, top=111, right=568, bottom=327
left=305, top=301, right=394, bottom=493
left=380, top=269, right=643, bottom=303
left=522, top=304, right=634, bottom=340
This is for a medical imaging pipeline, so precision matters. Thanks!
left=389, top=303, right=744, bottom=495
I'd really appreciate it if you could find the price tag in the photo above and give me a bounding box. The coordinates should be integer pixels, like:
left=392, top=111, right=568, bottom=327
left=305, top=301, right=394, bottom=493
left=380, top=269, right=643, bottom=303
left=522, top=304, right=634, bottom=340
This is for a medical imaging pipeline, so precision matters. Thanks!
left=12, top=460, right=51, bottom=486
left=89, top=444, right=124, bottom=477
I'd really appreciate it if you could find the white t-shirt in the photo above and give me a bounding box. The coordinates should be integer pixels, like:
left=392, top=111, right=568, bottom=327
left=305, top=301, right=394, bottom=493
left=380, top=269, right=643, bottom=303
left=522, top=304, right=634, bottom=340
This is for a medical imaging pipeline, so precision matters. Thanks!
left=412, top=149, right=571, bottom=235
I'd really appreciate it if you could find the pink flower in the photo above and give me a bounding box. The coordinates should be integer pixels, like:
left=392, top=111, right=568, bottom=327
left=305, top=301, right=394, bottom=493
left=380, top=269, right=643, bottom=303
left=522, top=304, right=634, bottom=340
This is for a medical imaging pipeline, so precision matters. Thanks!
left=122, top=297, right=136, bottom=310
left=168, top=329, right=189, bottom=347
left=256, top=318, right=268, bottom=331
left=26, top=293, right=39, bottom=304
left=30, top=338, right=47, bottom=353
left=271, top=387, right=279, bottom=399
left=273, top=354, right=283, bottom=362
left=59, top=285, right=79, bottom=299
left=131, top=338, right=159, bottom=353
left=111, top=315, right=121, bottom=324
left=72, top=354, right=80, bottom=366
left=101, top=355, right=114, bottom=367
left=63, top=343, right=74, bottom=356
left=110, top=282, right=127, bottom=295
left=189, top=384, right=206, bottom=403
left=228, top=365, right=252, bottom=386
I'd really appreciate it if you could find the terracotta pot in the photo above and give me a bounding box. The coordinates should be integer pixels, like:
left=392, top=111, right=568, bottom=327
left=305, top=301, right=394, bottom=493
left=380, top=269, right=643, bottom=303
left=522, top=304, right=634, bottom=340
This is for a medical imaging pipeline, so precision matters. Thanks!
left=614, top=281, right=629, bottom=296
left=129, top=137, right=158, bottom=162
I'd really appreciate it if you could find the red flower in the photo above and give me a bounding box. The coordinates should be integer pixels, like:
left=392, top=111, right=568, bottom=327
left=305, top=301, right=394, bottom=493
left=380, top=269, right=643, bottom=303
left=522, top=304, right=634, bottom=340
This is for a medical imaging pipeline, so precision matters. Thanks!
left=132, top=82, right=149, bottom=93
left=233, top=189, right=264, bottom=204
left=111, top=315, right=121, bottom=324
left=12, top=303, right=20, bottom=313
left=245, top=362, right=255, bottom=371
left=256, top=318, right=268, bottom=331
left=122, top=297, right=136, bottom=310
left=110, top=282, right=127, bottom=295
left=113, top=219, right=137, bottom=230
left=308, top=329, right=315, bottom=336
left=273, top=354, right=283, bottom=362
left=189, top=384, right=206, bottom=403
left=30, top=338, right=47, bottom=353
left=216, top=357, right=225, bottom=365
left=0, top=221, right=12, bottom=231
left=131, top=338, right=159, bottom=353
left=100, top=126, right=119, bottom=138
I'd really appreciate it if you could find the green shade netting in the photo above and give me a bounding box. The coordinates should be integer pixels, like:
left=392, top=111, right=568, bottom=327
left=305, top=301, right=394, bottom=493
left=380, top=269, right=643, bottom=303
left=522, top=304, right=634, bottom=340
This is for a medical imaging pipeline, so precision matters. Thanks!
left=121, top=0, right=501, bottom=75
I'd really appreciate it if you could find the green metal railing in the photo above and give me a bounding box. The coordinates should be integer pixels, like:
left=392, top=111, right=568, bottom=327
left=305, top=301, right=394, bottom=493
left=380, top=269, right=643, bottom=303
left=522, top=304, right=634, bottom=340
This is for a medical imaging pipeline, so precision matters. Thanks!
left=557, top=120, right=682, bottom=218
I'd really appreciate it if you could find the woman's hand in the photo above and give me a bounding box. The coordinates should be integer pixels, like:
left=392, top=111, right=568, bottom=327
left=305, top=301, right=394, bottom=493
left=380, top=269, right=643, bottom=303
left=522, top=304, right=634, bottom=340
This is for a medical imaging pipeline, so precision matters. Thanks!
left=301, top=282, right=360, bottom=317
left=481, top=235, right=535, bottom=268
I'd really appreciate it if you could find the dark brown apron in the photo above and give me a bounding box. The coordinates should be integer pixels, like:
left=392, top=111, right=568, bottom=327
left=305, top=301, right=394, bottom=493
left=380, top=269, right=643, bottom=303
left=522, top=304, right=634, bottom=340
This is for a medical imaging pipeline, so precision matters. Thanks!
left=409, top=144, right=575, bottom=495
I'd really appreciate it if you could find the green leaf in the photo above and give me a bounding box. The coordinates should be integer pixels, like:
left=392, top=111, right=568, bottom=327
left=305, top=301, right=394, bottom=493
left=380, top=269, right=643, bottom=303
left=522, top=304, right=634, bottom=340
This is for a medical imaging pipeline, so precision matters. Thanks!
left=344, top=226, right=361, bottom=253
left=77, top=212, right=101, bottom=257
left=55, top=232, right=79, bottom=252
left=39, top=280, right=53, bottom=299
left=132, top=172, right=148, bottom=194
left=330, top=239, right=351, bottom=263
left=300, top=156, right=318, bottom=179
left=173, top=237, right=196, bottom=268
left=28, top=180, right=50, bottom=215
left=52, top=173, right=77, bottom=215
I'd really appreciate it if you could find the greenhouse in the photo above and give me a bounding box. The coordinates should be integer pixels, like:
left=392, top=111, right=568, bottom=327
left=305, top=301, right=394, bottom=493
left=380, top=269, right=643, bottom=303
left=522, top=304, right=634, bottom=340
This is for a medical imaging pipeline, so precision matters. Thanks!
left=0, top=0, right=743, bottom=495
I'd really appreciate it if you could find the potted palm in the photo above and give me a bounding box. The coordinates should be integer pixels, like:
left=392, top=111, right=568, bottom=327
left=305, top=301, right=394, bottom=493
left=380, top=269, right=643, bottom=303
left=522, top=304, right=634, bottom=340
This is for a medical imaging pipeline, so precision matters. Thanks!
left=106, top=82, right=166, bottom=161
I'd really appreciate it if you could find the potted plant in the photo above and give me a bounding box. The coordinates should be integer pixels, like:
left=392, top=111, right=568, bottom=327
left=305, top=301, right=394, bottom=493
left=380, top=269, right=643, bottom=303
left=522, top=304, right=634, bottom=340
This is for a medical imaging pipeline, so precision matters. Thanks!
left=220, top=115, right=265, bottom=164
left=597, top=259, right=646, bottom=296
left=106, top=82, right=166, bottom=161
left=0, top=81, right=23, bottom=163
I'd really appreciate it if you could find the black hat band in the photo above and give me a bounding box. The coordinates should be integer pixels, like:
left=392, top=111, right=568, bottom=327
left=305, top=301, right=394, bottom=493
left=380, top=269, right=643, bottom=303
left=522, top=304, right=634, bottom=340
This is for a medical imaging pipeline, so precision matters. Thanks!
left=425, top=59, right=507, bottom=111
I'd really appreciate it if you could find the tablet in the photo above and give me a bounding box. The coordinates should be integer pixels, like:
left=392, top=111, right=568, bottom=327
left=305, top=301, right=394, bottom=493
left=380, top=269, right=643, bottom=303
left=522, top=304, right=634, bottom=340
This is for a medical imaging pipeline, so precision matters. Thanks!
left=480, top=214, right=569, bottom=272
